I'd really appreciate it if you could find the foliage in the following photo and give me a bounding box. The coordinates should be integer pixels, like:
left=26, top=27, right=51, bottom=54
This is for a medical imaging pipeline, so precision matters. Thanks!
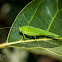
left=0, top=0, right=62, bottom=60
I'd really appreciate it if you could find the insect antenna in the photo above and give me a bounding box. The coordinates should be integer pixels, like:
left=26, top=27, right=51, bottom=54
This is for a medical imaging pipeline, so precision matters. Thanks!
left=0, top=27, right=10, bottom=29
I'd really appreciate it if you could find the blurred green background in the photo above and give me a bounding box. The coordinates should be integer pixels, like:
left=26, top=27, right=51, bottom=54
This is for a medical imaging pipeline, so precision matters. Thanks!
left=0, top=0, right=32, bottom=43
left=0, top=0, right=61, bottom=62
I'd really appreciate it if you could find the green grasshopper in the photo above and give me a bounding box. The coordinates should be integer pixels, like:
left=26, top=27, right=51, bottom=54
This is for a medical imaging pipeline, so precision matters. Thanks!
left=19, top=25, right=60, bottom=39
left=0, top=26, right=60, bottom=39
left=0, top=26, right=61, bottom=39
left=0, top=25, right=61, bottom=47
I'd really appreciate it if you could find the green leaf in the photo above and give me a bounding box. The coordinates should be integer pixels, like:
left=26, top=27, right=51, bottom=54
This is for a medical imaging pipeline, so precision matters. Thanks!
left=6, top=0, right=62, bottom=58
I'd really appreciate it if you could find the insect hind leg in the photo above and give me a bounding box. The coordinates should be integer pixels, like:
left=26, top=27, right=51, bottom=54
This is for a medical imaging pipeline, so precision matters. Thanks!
left=22, top=33, right=26, bottom=40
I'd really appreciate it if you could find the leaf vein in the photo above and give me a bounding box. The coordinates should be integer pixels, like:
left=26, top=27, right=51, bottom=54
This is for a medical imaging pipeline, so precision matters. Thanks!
left=47, top=11, right=58, bottom=31
left=28, top=0, right=45, bottom=25
left=23, top=13, right=28, bottom=22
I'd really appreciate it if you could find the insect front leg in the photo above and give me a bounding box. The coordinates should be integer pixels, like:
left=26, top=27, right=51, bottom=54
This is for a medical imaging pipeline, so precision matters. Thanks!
left=23, top=33, right=26, bottom=40
left=21, top=34, right=26, bottom=42
left=21, top=33, right=26, bottom=40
